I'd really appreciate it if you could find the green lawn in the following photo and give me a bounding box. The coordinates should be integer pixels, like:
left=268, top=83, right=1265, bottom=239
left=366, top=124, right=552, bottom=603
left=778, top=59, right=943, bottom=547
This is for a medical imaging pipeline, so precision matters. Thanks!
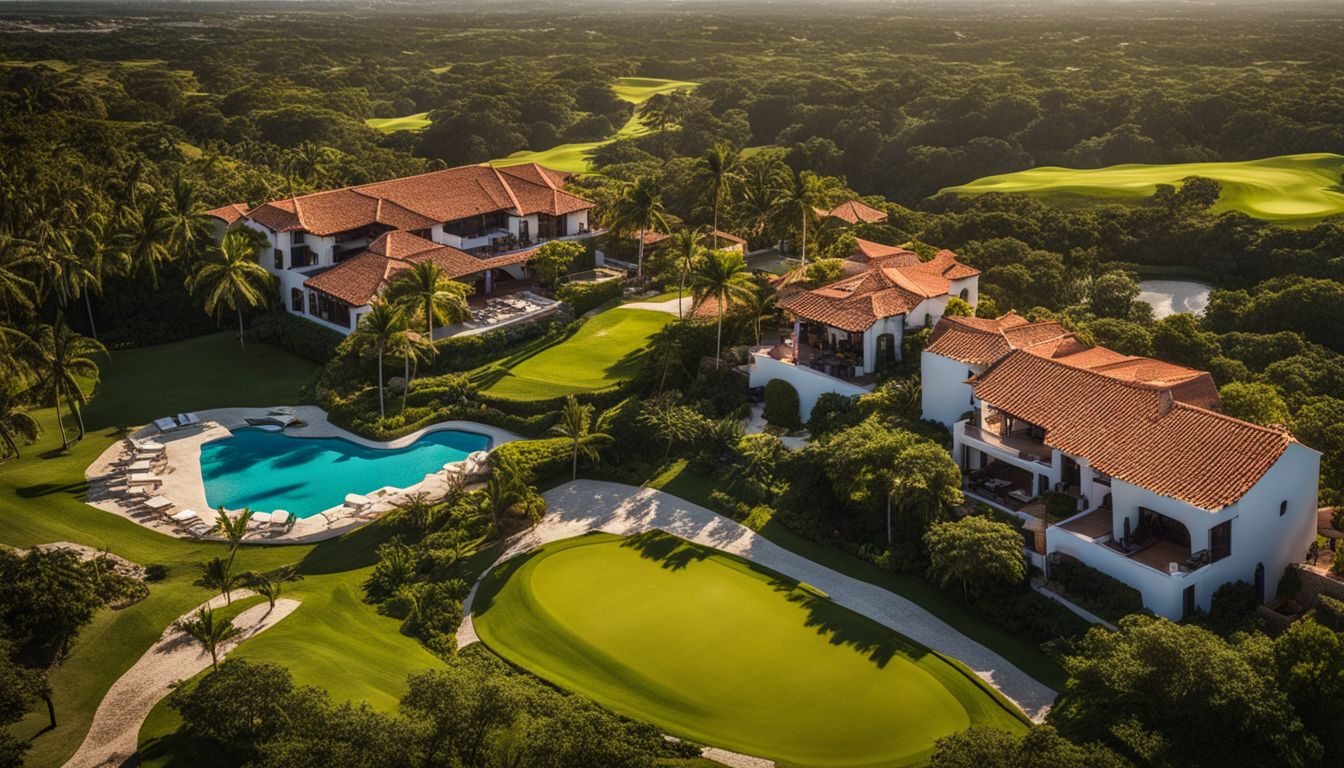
left=1, top=333, right=441, bottom=768
left=492, top=76, right=699, bottom=173
left=474, top=532, right=1027, bottom=768
left=643, top=460, right=1067, bottom=690
left=943, top=153, right=1344, bottom=223
left=365, top=111, right=431, bottom=133
left=480, top=307, right=670, bottom=400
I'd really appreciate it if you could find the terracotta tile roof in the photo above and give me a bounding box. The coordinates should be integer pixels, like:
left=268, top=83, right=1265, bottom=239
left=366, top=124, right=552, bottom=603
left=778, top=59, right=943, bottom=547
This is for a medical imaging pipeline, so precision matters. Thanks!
left=819, top=199, right=888, bottom=225
left=705, top=228, right=747, bottom=247
left=926, top=313, right=1072, bottom=365
left=204, top=203, right=249, bottom=226
left=780, top=250, right=977, bottom=332
left=304, top=232, right=488, bottom=305
left=633, top=230, right=671, bottom=247
left=1048, top=348, right=1221, bottom=409
left=971, top=350, right=1293, bottom=509
left=247, top=162, right=593, bottom=236
left=851, top=238, right=919, bottom=264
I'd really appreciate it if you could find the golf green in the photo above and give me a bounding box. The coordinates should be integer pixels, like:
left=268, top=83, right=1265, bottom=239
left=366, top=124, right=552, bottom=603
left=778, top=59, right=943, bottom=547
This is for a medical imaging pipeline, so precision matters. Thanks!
left=481, top=307, right=670, bottom=400
left=944, top=152, right=1344, bottom=223
left=473, top=533, right=1027, bottom=767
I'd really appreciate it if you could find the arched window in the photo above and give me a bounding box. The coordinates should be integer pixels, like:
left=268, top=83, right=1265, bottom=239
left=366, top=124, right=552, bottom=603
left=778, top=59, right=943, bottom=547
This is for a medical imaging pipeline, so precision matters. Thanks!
left=959, top=287, right=970, bottom=301
left=1280, top=500, right=1288, bottom=517
left=291, top=288, right=303, bottom=312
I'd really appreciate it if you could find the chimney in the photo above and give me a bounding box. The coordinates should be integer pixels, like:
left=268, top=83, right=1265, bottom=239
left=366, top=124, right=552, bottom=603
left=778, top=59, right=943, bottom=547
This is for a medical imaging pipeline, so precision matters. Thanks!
left=1156, top=389, right=1174, bottom=417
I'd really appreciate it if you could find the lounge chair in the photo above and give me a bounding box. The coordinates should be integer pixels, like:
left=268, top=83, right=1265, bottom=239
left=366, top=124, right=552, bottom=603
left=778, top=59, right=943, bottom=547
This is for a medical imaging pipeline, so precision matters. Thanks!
left=250, top=511, right=273, bottom=528
left=153, top=416, right=178, bottom=433
left=170, top=509, right=199, bottom=524
left=344, top=493, right=373, bottom=513
left=175, top=413, right=202, bottom=428
left=270, top=510, right=292, bottom=532
left=185, top=520, right=212, bottom=538
left=131, top=438, right=165, bottom=454
left=141, top=495, right=174, bottom=514
left=127, top=472, right=162, bottom=487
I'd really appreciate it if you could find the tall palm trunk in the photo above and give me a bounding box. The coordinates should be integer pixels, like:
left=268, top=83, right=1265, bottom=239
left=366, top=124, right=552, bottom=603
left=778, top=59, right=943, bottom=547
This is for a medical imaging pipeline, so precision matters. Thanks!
left=236, top=306, right=246, bottom=351
left=53, top=378, right=69, bottom=449
left=715, top=296, right=725, bottom=369
left=84, top=292, right=98, bottom=340
left=42, top=693, right=55, bottom=728
left=72, top=398, right=86, bottom=440
left=571, top=441, right=578, bottom=481
left=2, top=431, right=19, bottom=459
left=799, top=211, right=808, bottom=267
left=376, top=348, right=385, bottom=420
left=401, top=354, right=410, bottom=413
left=712, top=194, right=720, bottom=250
left=677, top=267, right=686, bottom=320
left=637, top=227, right=646, bottom=279
left=425, top=297, right=433, bottom=337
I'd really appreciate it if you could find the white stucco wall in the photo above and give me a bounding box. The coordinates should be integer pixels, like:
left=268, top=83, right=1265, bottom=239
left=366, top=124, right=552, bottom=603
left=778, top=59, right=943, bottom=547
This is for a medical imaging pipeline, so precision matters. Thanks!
left=921, top=351, right=981, bottom=427
left=748, top=352, right=872, bottom=420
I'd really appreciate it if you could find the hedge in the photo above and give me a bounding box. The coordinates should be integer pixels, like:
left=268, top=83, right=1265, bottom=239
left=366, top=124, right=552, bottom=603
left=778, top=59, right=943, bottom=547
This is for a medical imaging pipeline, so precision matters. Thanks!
left=1316, top=593, right=1344, bottom=632
left=1050, top=558, right=1145, bottom=623
left=403, top=373, right=476, bottom=408
left=555, top=278, right=623, bottom=317
left=763, top=379, right=801, bottom=429
left=492, top=437, right=572, bottom=484
left=427, top=318, right=575, bottom=374
left=245, top=310, right=346, bottom=363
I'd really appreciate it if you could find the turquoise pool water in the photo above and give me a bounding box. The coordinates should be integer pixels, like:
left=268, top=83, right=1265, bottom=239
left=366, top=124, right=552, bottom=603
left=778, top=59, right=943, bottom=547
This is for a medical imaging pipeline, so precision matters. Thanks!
left=200, top=428, right=492, bottom=518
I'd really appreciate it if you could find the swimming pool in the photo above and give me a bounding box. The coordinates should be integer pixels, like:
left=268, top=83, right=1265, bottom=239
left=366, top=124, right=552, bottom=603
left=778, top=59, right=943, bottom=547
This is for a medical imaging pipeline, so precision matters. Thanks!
left=199, top=428, right=492, bottom=518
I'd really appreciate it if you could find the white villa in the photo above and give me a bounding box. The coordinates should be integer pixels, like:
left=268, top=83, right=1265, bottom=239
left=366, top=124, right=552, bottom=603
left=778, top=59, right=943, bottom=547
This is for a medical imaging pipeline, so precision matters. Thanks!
left=205, top=162, right=597, bottom=335
left=748, top=248, right=979, bottom=419
left=922, top=313, right=1321, bottom=619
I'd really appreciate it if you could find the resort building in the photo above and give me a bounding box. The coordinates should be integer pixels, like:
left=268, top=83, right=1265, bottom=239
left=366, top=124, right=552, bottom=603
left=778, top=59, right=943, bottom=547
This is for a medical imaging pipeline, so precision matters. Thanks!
left=748, top=249, right=979, bottom=418
left=922, top=313, right=1321, bottom=619
left=816, top=199, right=889, bottom=227
left=634, top=227, right=748, bottom=254
left=206, top=162, right=597, bottom=335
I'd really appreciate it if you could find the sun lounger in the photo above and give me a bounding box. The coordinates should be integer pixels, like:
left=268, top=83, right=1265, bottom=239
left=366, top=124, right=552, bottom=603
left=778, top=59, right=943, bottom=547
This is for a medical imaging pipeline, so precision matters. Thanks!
left=185, top=520, right=212, bottom=538
left=175, top=413, right=202, bottom=427
left=142, top=496, right=174, bottom=513
left=250, top=512, right=273, bottom=528
left=131, top=439, right=165, bottom=453
left=171, top=509, right=199, bottom=523
left=344, top=493, right=373, bottom=512
left=127, top=472, right=162, bottom=487
left=270, top=510, right=292, bottom=531
left=153, top=417, right=178, bottom=433
left=126, top=459, right=154, bottom=473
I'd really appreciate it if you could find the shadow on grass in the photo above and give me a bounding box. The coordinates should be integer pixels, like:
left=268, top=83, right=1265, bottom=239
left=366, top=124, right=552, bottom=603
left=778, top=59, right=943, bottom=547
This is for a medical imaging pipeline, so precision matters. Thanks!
left=618, top=530, right=710, bottom=571
left=296, top=520, right=395, bottom=575
left=138, top=729, right=242, bottom=768
left=15, top=479, right=89, bottom=499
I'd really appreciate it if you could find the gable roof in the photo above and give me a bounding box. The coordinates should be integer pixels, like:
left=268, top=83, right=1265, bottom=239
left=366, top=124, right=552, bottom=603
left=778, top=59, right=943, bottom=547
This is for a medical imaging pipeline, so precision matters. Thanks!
left=204, top=203, right=249, bottom=226
left=817, top=199, right=888, bottom=225
left=246, top=162, right=594, bottom=236
left=779, top=250, right=977, bottom=332
left=851, top=238, right=920, bottom=264
left=303, top=231, right=488, bottom=306
left=971, top=349, right=1293, bottom=510
left=926, top=312, right=1072, bottom=366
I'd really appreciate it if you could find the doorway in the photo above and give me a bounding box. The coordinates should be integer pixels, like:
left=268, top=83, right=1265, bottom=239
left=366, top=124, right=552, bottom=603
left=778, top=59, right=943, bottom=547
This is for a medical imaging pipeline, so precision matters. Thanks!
left=1254, top=562, right=1265, bottom=603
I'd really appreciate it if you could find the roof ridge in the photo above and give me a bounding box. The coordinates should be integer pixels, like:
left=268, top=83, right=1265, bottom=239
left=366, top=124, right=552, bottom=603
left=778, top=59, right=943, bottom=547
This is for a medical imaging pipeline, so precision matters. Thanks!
left=490, top=165, right=524, bottom=214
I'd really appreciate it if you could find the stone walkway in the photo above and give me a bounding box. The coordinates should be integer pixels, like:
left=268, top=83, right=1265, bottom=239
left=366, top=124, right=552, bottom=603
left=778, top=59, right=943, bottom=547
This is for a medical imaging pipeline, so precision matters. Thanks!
left=83, top=406, right=520, bottom=544
left=63, top=591, right=300, bottom=768
left=459, top=480, right=1057, bottom=723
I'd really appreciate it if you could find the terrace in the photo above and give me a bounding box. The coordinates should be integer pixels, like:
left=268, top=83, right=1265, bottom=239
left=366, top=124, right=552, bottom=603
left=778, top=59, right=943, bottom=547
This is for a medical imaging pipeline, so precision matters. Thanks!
left=1058, top=505, right=1207, bottom=575
left=757, top=335, right=874, bottom=385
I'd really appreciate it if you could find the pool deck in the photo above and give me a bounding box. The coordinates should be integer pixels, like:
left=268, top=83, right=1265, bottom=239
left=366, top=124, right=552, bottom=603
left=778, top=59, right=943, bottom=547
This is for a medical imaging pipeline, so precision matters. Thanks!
left=82, top=405, right=521, bottom=544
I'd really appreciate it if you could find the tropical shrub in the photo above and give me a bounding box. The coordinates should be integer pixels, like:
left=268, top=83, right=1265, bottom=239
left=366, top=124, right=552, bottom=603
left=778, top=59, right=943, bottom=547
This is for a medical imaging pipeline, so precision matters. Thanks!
left=490, top=437, right=572, bottom=485
left=924, top=516, right=1027, bottom=599
left=1049, top=558, right=1144, bottom=623
left=1277, top=565, right=1302, bottom=601
left=1041, top=490, right=1078, bottom=520
left=806, top=392, right=859, bottom=437
left=554, top=276, right=623, bottom=316
left=245, top=310, right=344, bottom=363
left=1315, top=594, right=1344, bottom=632
left=762, top=378, right=800, bottom=429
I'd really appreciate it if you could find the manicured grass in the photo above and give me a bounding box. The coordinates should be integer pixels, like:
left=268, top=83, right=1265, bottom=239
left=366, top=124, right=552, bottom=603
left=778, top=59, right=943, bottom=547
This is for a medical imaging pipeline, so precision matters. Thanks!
left=481, top=307, right=670, bottom=400
left=0, top=333, right=436, bottom=767
left=365, top=111, right=431, bottom=133
left=493, top=77, right=699, bottom=173
left=943, top=153, right=1344, bottom=223
left=474, top=532, right=1027, bottom=767
left=643, top=460, right=1067, bottom=690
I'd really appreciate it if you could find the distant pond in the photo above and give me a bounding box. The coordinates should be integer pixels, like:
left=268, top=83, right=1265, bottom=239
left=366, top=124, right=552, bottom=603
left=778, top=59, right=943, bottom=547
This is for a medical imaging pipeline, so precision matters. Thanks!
left=1137, top=280, right=1212, bottom=318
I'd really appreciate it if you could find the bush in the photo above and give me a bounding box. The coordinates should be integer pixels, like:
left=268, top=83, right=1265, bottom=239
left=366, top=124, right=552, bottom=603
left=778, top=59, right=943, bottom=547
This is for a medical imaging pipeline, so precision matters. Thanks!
left=245, top=310, right=345, bottom=363
left=1041, top=490, right=1079, bottom=520
left=971, top=588, right=1092, bottom=648
left=554, top=278, right=623, bottom=317
left=491, top=437, right=572, bottom=484
left=807, top=392, right=859, bottom=437
left=144, top=564, right=168, bottom=582
left=1205, top=580, right=1262, bottom=635
left=1278, top=565, right=1302, bottom=600
left=1049, top=558, right=1145, bottom=623
left=403, top=373, right=476, bottom=408
left=762, top=378, right=801, bottom=429
left=427, top=319, right=575, bottom=375
left=1316, top=593, right=1344, bottom=632
left=688, top=367, right=749, bottom=418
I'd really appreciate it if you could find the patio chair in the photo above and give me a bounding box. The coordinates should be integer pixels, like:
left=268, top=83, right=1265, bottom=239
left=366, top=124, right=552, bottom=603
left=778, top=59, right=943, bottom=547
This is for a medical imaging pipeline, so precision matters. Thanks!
left=153, top=416, right=178, bottom=433
left=249, top=512, right=273, bottom=529
left=175, top=413, right=202, bottom=428
left=344, top=493, right=374, bottom=513
left=131, top=438, right=166, bottom=454
left=270, top=510, right=292, bottom=532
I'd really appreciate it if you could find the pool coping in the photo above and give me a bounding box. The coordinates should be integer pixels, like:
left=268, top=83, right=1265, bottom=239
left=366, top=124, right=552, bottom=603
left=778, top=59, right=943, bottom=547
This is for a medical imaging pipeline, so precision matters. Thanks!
left=82, top=405, right=521, bottom=544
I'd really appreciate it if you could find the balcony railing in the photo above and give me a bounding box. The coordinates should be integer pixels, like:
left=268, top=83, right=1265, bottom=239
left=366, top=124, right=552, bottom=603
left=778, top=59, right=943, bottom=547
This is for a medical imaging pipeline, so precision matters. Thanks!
left=962, top=423, right=1051, bottom=466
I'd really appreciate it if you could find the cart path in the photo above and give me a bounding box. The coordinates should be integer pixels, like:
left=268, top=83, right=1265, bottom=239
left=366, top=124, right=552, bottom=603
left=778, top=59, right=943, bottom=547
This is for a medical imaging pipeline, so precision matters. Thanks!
left=458, top=479, right=1057, bottom=722
left=63, top=591, right=300, bottom=768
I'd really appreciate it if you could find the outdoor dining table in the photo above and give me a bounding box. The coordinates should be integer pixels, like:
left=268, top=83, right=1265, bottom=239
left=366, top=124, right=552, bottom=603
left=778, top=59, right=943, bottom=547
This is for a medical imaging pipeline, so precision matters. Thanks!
left=127, top=472, right=162, bottom=486
left=1007, top=489, right=1034, bottom=504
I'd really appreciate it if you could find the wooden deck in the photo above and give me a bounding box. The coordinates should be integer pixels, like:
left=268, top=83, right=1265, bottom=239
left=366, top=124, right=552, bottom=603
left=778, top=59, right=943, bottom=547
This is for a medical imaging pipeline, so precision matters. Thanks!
left=1060, top=506, right=1112, bottom=539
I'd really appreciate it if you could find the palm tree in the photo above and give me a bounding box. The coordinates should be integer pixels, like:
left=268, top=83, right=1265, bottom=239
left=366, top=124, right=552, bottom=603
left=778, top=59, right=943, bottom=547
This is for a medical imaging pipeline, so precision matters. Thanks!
left=383, top=260, right=471, bottom=337
left=772, top=168, right=824, bottom=266
left=187, top=229, right=275, bottom=351
left=691, top=249, right=755, bottom=367
left=697, top=145, right=740, bottom=249
left=0, top=378, right=40, bottom=460
left=637, top=394, right=702, bottom=460
left=32, top=323, right=105, bottom=448
left=736, top=153, right=785, bottom=243
left=175, top=606, right=244, bottom=670
left=350, top=301, right=408, bottom=421
left=162, top=176, right=213, bottom=263
left=249, top=565, right=300, bottom=613
left=548, top=395, right=615, bottom=481
left=480, top=453, right=542, bottom=531
left=0, top=235, right=38, bottom=317
left=119, top=197, right=174, bottom=288
left=391, top=328, right=435, bottom=414
left=610, top=177, right=668, bottom=280
left=198, top=556, right=242, bottom=605
left=284, top=141, right=337, bottom=189
left=741, top=280, right=777, bottom=345
left=69, top=213, right=129, bottom=340
left=665, top=229, right=703, bottom=320
left=212, top=507, right=253, bottom=560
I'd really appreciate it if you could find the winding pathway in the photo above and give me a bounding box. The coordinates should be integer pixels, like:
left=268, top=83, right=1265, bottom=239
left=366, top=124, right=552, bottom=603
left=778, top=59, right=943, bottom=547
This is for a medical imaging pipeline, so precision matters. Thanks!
left=459, top=480, right=1058, bottom=722
left=63, top=592, right=301, bottom=768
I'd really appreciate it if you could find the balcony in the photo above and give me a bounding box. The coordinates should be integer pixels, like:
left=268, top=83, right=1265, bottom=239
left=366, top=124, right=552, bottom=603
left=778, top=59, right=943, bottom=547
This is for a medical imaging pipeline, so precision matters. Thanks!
left=755, top=338, right=874, bottom=386
left=1057, top=506, right=1206, bottom=575
left=961, top=422, right=1051, bottom=467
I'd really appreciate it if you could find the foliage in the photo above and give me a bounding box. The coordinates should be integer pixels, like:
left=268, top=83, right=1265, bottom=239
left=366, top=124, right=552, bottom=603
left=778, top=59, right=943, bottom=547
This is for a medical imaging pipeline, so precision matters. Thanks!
left=531, top=240, right=587, bottom=290
left=1041, top=490, right=1078, bottom=520
left=1048, top=558, right=1144, bottom=624
left=924, top=517, right=1027, bottom=599
left=1201, top=580, right=1262, bottom=636
left=930, top=725, right=1127, bottom=768
left=762, top=378, right=801, bottom=429
left=1218, top=381, right=1290, bottom=427
left=174, top=606, right=244, bottom=670
left=806, top=392, right=860, bottom=438
left=245, top=310, right=344, bottom=364
left=0, top=547, right=102, bottom=667
left=554, top=275, right=623, bottom=316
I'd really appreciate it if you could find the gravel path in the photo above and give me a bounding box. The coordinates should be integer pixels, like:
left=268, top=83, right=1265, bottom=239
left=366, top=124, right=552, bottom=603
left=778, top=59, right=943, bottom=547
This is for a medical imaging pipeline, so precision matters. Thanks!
left=63, top=592, right=301, bottom=768
left=621, top=296, right=693, bottom=315
left=459, top=480, right=1057, bottom=723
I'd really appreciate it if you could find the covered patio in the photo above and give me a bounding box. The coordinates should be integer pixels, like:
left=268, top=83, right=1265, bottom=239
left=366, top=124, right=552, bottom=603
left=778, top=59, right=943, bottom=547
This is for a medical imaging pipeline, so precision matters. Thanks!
left=1061, top=505, right=1206, bottom=573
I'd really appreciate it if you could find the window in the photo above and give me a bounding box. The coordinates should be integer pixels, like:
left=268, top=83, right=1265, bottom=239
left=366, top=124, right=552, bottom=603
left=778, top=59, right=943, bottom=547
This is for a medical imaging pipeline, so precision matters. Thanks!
left=273, top=249, right=284, bottom=269
left=1210, top=520, right=1232, bottom=562
left=308, top=291, right=317, bottom=316
left=292, top=231, right=306, bottom=245
left=291, top=288, right=303, bottom=312
left=1279, top=500, right=1288, bottom=517
left=959, top=287, right=970, bottom=301
left=291, top=245, right=316, bottom=268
